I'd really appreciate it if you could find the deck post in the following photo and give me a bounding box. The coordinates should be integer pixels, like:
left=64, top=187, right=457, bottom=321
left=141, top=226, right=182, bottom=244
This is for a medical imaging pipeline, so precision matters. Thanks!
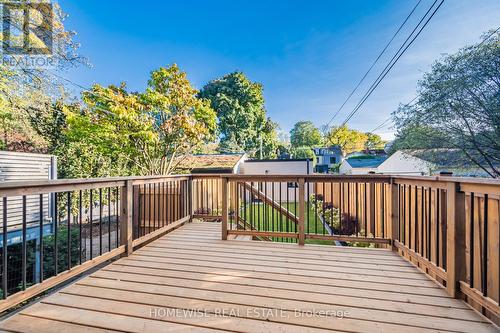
left=221, top=177, right=228, bottom=240
left=188, top=176, right=193, bottom=222
left=391, top=180, right=400, bottom=251
left=298, top=178, right=305, bottom=246
left=120, top=180, right=133, bottom=255
left=446, top=181, right=466, bottom=298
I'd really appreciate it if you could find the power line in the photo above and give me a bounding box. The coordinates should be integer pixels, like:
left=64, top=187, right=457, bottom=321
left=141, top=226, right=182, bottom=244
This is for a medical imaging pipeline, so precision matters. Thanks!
left=326, top=0, right=422, bottom=126
left=339, top=0, right=444, bottom=127
left=370, top=26, right=498, bottom=135
left=369, top=95, right=419, bottom=133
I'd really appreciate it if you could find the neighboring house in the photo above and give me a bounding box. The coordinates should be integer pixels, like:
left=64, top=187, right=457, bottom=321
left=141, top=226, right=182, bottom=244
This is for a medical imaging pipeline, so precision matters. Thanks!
left=312, top=146, right=343, bottom=173
left=377, top=150, right=495, bottom=177
left=339, top=155, right=388, bottom=175
left=377, top=150, right=431, bottom=175
left=173, top=153, right=246, bottom=174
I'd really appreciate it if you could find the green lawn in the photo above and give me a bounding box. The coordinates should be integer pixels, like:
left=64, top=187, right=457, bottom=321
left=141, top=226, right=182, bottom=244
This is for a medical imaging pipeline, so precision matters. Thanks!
left=232, top=202, right=336, bottom=245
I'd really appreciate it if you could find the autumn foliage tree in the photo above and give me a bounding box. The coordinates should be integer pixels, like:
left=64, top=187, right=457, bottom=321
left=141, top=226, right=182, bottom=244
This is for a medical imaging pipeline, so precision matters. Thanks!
left=326, top=125, right=367, bottom=157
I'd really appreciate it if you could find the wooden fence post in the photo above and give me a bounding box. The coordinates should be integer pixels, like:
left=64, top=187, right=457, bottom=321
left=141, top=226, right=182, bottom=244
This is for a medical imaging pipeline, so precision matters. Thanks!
left=298, top=178, right=305, bottom=246
left=446, top=181, right=466, bottom=298
left=221, top=177, right=228, bottom=240
left=188, top=176, right=193, bottom=222
left=391, top=180, right=400, bottom=251
left=120, top=180, right=133, bottom=255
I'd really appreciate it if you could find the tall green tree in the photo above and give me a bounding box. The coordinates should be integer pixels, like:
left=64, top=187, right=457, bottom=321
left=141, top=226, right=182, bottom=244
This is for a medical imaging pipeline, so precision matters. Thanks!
left=393, top=30, right=500, bottom=177
left=199, top=72, right=278, bottom=158
left=290, top=121, right=322, bottom=148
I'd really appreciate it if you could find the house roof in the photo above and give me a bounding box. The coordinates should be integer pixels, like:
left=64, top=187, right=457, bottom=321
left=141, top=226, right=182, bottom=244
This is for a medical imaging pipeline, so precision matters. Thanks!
left=173, top=153, right=245, bottom=174
left=345, top=155, right=387, bottom=168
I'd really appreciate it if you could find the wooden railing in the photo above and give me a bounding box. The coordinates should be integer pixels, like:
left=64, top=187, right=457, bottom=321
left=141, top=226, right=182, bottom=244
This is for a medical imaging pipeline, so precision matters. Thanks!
left=0, top=173, right=498, bottom=323
left=218, top=174, right=500, bottom=323
left=0, top=175, right=189, bottom=312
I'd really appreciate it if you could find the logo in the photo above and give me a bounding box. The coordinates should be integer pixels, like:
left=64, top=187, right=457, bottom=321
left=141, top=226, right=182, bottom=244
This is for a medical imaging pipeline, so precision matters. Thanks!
left=1, top=1, right=55, bottom=68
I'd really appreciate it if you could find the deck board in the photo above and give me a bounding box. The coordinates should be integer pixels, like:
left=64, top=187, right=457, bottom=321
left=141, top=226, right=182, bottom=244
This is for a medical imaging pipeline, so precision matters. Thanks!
left=0, top=222, right=497, bottom=333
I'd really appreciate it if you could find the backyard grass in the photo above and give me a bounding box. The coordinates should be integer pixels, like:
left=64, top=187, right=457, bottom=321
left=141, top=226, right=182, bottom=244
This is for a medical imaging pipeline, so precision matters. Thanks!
left=234, top=202, right=336, bottom=245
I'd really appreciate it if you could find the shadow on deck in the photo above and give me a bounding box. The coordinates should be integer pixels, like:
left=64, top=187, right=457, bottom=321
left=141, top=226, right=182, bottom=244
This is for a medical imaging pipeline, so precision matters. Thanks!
left=0, top=222, right=497, bottom=333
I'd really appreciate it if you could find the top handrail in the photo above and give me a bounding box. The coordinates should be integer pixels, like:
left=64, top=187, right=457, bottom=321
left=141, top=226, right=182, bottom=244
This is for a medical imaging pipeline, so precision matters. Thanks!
left=0, top=173, right=497, bottom=197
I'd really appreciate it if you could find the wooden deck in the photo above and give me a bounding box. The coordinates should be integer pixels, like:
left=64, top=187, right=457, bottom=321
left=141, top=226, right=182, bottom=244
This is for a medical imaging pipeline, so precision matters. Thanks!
left=0, top=222, right=497, bottom=333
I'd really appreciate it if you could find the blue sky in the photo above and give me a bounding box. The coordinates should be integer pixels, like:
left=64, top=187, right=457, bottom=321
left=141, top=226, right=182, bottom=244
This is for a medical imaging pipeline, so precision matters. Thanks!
left=59, top=0, right=499, bottom=140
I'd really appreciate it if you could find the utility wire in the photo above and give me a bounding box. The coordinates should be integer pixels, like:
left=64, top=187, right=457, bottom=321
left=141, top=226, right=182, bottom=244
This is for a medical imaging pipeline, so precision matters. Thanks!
left=339, top=0, right=444, bottom=127
left=326, top=0, right=422, bottom=126
left=369, top=95, right=419, bottom=133
left=370, top=26, right=498, bottom=135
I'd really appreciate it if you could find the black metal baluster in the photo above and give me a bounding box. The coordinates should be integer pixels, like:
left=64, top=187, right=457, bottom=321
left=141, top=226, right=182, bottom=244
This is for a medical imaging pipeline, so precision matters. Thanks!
left=108, top=188, right=111, bottom=251
left=54, top=193, right=58, bottom=274
left=2, top=197, right=8, bottom=298
left=116, top=187, right=119, bottom=247
left=79, top=191, right=82, bottom=264
left=21, top=196, right=26, bottom=290
left=89, top=189, right=93, bottom=260
left=67, top=192, right=71, bottom=270
left=39, top=194, right=44, bottom=282
left=99, top=188, right=103, bottom=255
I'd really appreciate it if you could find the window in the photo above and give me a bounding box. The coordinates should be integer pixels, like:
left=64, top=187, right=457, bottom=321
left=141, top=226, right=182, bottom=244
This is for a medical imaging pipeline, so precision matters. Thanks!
left=329, top=156, right=336, bottom=164
left=287, top=182, right=298, bottom=188
left=316, top=157, right=320, bottom=163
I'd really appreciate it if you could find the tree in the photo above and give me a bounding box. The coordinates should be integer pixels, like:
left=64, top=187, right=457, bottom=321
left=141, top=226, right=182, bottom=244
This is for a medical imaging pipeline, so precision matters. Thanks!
left=364, top=132, right=386, bottom=150
left=326, top=125, right=367, bottom=157
left=290, top=121, right=322, bottom=148
left=142, top=64, right=217, bottom=174
left=199, top=72, right=278, bottom=158
left=393, top=30, right=500, bottom=177
left=290, top=146, right=316, bottom=160
left=0, top=2, right=85, bottom=153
